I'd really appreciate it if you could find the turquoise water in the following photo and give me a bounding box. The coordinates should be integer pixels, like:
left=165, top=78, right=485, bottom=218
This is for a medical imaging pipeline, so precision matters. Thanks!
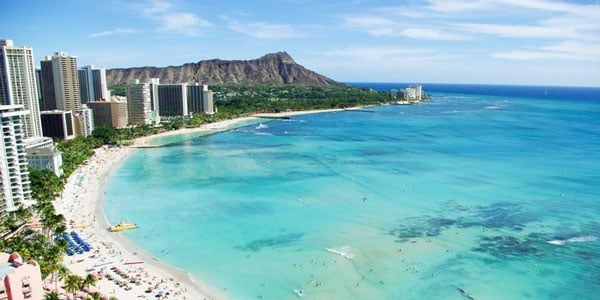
left=106, top=90, right=600, bottom=299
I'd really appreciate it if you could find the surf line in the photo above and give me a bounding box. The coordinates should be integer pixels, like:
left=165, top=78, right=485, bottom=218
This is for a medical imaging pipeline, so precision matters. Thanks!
left=547, top=235, right=597, bottom=245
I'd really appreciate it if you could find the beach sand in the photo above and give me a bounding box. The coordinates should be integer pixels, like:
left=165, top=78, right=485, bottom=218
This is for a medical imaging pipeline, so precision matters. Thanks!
left=53, top=108, right=366, bottom=299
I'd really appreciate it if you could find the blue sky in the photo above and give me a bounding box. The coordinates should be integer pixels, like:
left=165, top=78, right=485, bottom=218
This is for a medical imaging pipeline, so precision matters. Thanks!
left=2, top=0, right=599, bottom=86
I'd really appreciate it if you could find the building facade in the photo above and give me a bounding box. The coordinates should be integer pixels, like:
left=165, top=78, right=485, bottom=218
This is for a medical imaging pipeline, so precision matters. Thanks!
left=78, top=65, right=108, bottom=103
left=0, top=40, right=43, bottom=140
left=87, top=97, right=128, bottom=129
left=39, top=52, right=81, bottom=113
left=0, top=105, right=32, bottom=218
left=38, top=60, right=56, bottom=111
left=158, top=84, right=188, bottom=117
left=202, top=84, right=215, bottom=114
left=187, top=84, right=214, bottom=116
left=25, top=147, right=63, bottom=177
left=126, top=79, right=159, bottom=125
left=0, top=252, right=44, bottom=300
left=40, top=110, right=74, bottom=140
left=404, top=84, right=423, bottom=101
left=73, top=104, right=94, bottom=137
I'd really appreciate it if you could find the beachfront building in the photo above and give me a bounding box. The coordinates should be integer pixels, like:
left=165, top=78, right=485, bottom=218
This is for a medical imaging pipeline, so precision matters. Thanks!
left=87, top=97, right=128, bottom=129
left=78, top=65, right=109, bottom=104
left=126, top=79, right=159, bottom=125
left=0, top=40, right=44, bottom=141
left=404, top=85, right=423, bottom=101
left=187, top=84, right=215, bottom=115
left=25, top=146, right=63, bottom=177
left=40, top=110, right=74, bottom=140
left=0, top=252, right=43, bottom=300
left=158, top=84, right=188, bottom=117
left=73, top=104, right=94, bottom=137
left=0, top=105, right=32, bottom=219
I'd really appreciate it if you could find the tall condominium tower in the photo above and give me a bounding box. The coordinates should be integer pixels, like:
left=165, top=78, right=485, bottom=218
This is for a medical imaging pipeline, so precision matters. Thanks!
left=158, top=84, right=188, bottom=117
left=87, top=97, right=128, bottom=129
left=126, top=79, right=160, bottom=125
left=39, top=52, right=81, bottom=112
left=78, top=65, right=108, bottom=103
left=187, top=84, right=215, bottom=115
left=0, top=40, right=43, bottom=140
left=0, top=105, right=32, bottom=218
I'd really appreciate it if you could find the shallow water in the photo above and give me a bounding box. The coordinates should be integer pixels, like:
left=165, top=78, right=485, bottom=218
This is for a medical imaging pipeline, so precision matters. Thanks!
left=106, top=88, right=600, bottom=299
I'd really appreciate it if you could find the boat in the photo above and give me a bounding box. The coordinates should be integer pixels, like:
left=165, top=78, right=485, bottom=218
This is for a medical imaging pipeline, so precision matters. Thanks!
left=109, top=199, right=137, bottom=232
left=109, top=221, right=137, bottom=232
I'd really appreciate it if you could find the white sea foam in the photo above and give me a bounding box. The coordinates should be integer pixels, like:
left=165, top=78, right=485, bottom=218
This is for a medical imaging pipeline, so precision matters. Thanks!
left=547, top=235, right=597, bottom=245
left=326, top=245, right=356, bottom=260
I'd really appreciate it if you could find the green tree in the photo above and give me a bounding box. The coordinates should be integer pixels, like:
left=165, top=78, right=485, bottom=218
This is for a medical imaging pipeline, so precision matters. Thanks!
left=82, top=273, right=97, bottom=292
left=92, top=125, right=118, bottom=145
left=44, top=291, right=60, bottom=300
left=64, top=274, right=82, bottom=299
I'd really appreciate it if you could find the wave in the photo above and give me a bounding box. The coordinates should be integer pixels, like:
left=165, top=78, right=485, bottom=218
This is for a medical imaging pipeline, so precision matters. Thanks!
left=326, top=245, right=356, bottom=260
left=547, top=235, right=597, bottom=245
left=256, top=123, right=268, bottom=129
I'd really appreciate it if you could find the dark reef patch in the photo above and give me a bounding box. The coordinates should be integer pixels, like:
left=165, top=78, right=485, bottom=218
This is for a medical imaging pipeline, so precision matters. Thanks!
left=235, top=233, right=304, bottom=252
left=389, top=216, right=456, bottom=239
left=474, top=235, right=539, bottom=258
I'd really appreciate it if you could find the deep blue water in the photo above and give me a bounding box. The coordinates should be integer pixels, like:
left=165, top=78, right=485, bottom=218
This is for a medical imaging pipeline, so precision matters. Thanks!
left=350, top=82, right=600, bottom=102
left=106, top=83, right=600, bottom=299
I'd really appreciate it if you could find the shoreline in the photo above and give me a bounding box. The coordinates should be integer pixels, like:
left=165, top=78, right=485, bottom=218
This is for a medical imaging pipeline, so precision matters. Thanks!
left=54, top=107, right=369, bottom=299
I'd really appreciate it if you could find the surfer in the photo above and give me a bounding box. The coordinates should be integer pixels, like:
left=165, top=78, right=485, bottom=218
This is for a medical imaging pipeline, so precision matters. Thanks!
left=454, top=286, right=475, bottom=300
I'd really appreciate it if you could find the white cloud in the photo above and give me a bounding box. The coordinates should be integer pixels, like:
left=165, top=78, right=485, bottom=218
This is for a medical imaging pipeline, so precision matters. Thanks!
left=343, top=16, right=467, bottom=41
left=158, top=13, right=211, bottom=36
left=400, top=28, right=467, bottom=41
left=493, top=40, right=600, bottom=61
left=89, top=28, right=136, bottom=38
left=457, top=23, right=574, bottom=39
left=321, top=46, right=455, bottom=63
left=228, top=21, right=305, bottom=39
left=131, top=0, right=211, bottom=36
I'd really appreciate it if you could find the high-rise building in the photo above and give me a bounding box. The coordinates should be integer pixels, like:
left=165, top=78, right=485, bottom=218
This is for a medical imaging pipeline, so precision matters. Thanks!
left=87, top=97, right=128, bottom=129
left=39, top=52, right=81, bottom=112
left=158, top=84, right=188, bottom=117
left=38, top=59, right=56, bottom=111
left=40, top=110, right=74, bottom=140
left=0, top=105, right=32, bottom=218
left=74, top=104, right=94, bottom=137
left=148, top=78, right=160, bottom=124
left=78, top=65, right=108, bottom=103
left=0, top=40, right=43, bottom=140
left=126, top=79, right=159, bottom=125
left=202, top=84, right=214, bottom=114
left=187, top=84, right=215, bottom=115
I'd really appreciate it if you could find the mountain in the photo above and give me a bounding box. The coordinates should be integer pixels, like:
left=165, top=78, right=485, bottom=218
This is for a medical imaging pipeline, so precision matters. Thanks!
left=105, top=52, right=338, bottom=86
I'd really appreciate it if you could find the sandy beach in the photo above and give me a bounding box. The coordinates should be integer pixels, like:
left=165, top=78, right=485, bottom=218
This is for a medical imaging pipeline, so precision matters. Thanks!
left=52, top=108, right=362, bottom=299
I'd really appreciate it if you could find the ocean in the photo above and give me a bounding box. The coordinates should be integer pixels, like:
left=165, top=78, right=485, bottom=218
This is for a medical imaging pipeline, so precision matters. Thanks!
left=105, top=83, right=600, bottom=299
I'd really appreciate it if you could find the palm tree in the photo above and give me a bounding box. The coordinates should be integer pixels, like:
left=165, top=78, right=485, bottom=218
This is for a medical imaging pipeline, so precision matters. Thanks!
left=56, top=265, right=70, bottom=291
left=86, top=291, right=103, bottom=300
left=44, top=291, right=60, bottom=300
left=64, top=274, right=82, bottom=299
left=82, top=273, right=97, bottom=292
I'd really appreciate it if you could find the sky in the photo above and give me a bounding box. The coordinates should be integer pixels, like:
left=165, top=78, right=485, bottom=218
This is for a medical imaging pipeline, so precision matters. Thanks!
left=2, top=0, right=599, bottom=86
